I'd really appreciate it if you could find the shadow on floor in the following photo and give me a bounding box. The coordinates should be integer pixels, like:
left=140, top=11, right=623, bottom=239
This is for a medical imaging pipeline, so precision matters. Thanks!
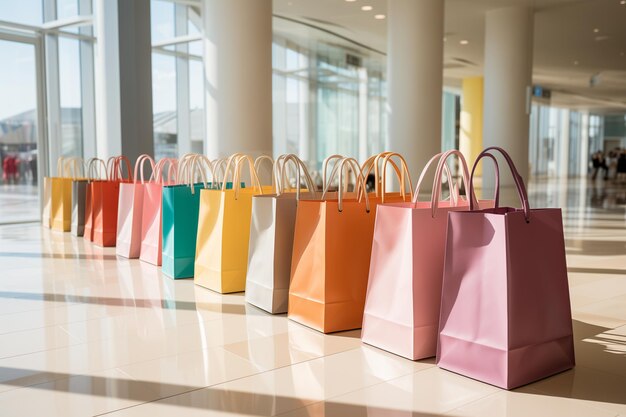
left=518, top=320, right=626, bottom=406
left=565, top=239, right=626, bottom=256
left=0, top=367, right=440, bottom=416
left=0, top=251, right=119, bottom=261
left=0, top=291, right=248, bottom=315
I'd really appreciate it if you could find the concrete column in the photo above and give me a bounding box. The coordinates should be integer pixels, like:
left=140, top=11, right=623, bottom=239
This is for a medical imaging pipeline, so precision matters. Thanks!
left=95, top=0, right=153, bottom=163
left=483, top=6, right=534, bottom=187
left=386, top=0, right=444, bottom=183
left=204, top=0, right=273, bottom=159
left=460, top=77, right=483, bottom=174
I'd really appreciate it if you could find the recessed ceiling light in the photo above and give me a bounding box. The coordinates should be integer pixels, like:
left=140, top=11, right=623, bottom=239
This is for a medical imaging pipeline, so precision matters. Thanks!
left=374, top=14, right=386, bottom=19
left=345, top=0, right=357, bottom=2
left=574, top=60, right=579, bottom=66
left=621, top=52, right=625, bottom=56
left=621, top=0, right=626, bottom=5
left=593, top=28, right=600, bottom=33
left=460, top=39, right=469, bottom=45
left=361, top=5, right=373, bottom=11
left=443, top=37, right=447, bottom=42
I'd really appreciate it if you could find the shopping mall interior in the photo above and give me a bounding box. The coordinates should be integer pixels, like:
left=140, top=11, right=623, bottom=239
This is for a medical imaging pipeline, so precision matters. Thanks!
left=0, top=0, right=625, bottom=416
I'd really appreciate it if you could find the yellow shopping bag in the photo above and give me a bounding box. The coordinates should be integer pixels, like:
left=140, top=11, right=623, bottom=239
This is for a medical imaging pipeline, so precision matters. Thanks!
left=194, top=154, right=273, bottom=294
left=43, top=157, right=83, bottom=231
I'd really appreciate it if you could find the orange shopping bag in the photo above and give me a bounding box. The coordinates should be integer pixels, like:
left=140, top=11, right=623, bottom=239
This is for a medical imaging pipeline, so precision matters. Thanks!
left=288, top=157, right=376, bottom=333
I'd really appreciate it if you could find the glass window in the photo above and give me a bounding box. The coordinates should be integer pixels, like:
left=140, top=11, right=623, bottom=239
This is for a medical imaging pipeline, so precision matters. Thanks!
left=189, top=59, right=204, bottom=152
left=152, top=52, right=177, bottom=159
left=58, top=37, right=83, bottom=157
left=151, top=0, right=175, bottom=44
left=57, top=0, right=79, bottom=20
left=0, top=0, right=42, bottom=25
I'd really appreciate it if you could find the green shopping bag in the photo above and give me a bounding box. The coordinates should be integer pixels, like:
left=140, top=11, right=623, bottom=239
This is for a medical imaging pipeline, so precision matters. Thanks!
left=161, top=155, right=240, bottom=279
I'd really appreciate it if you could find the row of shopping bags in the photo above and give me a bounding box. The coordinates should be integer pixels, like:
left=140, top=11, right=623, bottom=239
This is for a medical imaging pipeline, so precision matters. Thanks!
left=42, top=148, right=575, bottom=390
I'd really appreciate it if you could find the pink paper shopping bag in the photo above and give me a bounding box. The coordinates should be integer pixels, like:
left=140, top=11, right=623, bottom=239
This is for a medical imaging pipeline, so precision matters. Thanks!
left=362, top=150, right=495, bottom=360
left=139, top=158, right=178, bottom=266
left=437, top=146, right=575, bottom=389
left=116, top=155, right=155, bottom=258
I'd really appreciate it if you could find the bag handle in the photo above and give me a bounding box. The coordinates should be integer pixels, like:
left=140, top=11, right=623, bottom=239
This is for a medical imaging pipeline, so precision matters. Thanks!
left=322, top=154, right=344, bottom=190
left=468, top=153, right=501, bottom=210
left=361, top=152, right=403, bottom=198
left=112, top=156, right=133, bottom=182
left=430, top=150, right=478, bottom=217
left=412, top=153, right=460, bottom=208
left=278, top=154, right=317, bottom=201
left=254, top=155, right=276, bottom=190
left=469, top=146, right=530, bottom=222
left=322, top=157, right=370, bottom=213
left=186, top=155, right=214, bottom=193
left=379, top=153, right=414, bottom=204
left=152, top=158, right=179, bottom=185
left=133, top=154, right=155, bottom=184
left=87, top=158, right=107, bottom=180
left=229, top=155, right=263, bottom=198
left=62, top=157, right=83, bottom=179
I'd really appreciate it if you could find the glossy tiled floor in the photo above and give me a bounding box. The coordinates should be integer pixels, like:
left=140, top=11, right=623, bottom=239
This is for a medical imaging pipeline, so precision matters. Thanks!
left=0, top=178, right=624, bottom=416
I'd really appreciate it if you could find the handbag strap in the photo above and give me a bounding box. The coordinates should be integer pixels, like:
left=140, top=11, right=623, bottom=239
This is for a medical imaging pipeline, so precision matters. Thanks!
left=322, top=154, right=344, bottom=189
left=412, top=153, right=459, bottom=208
left=361, top=152, right=403, bottom=198
left=133, top=154, right=155, bottom=184
left=468, top=153, right=501, bottom=210
left=430, top=150, right=479, bottom=218
left=254, top=155, right=276, bottom=191
left=152, top=158, right=179, bottom=185
left=469, top=146, right=530, bottom=222
left=87, top=158, right=107, bottom=180
left=230, top=155, right=263, bottom=198
left=278, top=154, right=317, bottom=201
left=379, top=152, right=414, bottom=204
left=322, top=157, right=371, bottom=213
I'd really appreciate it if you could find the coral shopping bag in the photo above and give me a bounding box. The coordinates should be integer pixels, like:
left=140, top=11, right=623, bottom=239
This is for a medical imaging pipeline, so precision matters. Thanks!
left=116, top=154, right=155, bottom=258
left=139, top=158, right=178, bottom=266
left=245, top=154, right=317, bottom=314
left=288, top=157, right=375, bottom=333
left=194, top=155, right=273, bottom=294
left=92, top=156, right=132, bottom=247
left=162, top=155, right=212, bottom=279
left=437, top=146, right=575, bottom=389
left=362, top=150, right=496, bottom=360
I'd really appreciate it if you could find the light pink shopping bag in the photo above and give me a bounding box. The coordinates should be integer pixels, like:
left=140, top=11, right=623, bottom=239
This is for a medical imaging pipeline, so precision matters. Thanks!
left=139, top=158, right=178, bottom=266
left=437, top=146, right=575, bottom=389
left=116, top=155, right=155, bottom=258
left=362, top=150, right=496, bottom=360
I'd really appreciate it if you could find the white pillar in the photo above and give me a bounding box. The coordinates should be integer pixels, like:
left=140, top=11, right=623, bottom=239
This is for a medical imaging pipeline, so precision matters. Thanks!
left=204, top=0, right=273, bottom=159
left=559, top=109, right=570, bottom=178
left=483, top=6, right=534, bottom=187
left=386, top=0, right=444, bottom=183
left=95, top=0, right=153, bottom=163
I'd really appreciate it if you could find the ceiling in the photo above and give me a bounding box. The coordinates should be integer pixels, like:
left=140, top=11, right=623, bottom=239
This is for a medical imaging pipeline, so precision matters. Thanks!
left=273, top=0, right=626, bottom=113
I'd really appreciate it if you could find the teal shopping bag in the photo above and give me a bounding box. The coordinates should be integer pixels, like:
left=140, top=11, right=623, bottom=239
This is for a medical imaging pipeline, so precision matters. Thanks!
left=161, top=181, right=242, bottom=279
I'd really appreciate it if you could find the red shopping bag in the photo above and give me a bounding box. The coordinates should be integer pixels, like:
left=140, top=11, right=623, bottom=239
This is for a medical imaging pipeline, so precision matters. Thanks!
left=92, top=156, right=132, bottom=247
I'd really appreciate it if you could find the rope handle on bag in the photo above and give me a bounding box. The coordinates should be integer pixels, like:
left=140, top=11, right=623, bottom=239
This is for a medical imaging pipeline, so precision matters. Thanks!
left=337, top=157, right=371, bottom=213
left=278, top=154, right=317, bottom=201
left=111, top=156, right=133, bottom=182
left=430, top=150, right=479, bottom=218
left=152, top=158, right=179, bottom=185
left=378, top=153, right=415, bottom=204
left=183, top=155, right=214, bottom=193
left=322, top=154, right=344, bottom=190
left=87, top=158, right=107, bottom=181
left=133, top=154, right=155, bottom=184
left=469, top=146, right=530, bottom=222
left=254, top=155, right=276, bottom=191
left=412, top=153, right=460, bottom=207
left=468, top=153, right=501, bottom=211
left=229, top=155, right=263, bottom=198
left=61, top=157, right=84, bottom=179
left=361, top=152, right=404, bottom=198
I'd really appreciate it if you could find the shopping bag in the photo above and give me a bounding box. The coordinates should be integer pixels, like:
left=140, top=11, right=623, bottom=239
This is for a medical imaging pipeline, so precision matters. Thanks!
left=46, top=157, right=83, bottom=232
left=84, top=157, right=115, bottom=242
left=362, top=150, right=496, bottom=360
left=194, top=154, right=273, bottom=293
left=288, top=157, right=376, bottom=333
left=139, top=158, right=178, bottom=266
left=116, top=154, right=155, bottom=258
left=437, top=146, right=575, bottom=389
left=162, top=155, right=213, bottom=279
left=71, top=158, right=101, bottom=237
left=92, top=156, right=132, bottom=247
left=245, top=154, right=317, bottom=314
